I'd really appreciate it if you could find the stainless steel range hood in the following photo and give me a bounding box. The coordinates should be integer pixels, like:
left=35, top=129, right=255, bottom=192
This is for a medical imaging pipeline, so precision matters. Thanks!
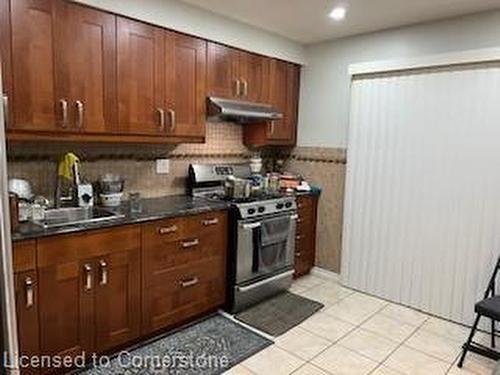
left=207, top=97, right=283, bottom=123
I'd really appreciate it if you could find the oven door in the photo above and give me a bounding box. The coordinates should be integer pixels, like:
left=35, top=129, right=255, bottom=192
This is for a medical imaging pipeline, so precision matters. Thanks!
left=235, top=212, right=297, bottom=284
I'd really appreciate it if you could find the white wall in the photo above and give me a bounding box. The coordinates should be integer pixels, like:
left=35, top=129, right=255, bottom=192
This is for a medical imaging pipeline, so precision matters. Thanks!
left=75, top=0, right=306, bottom=64
left=298, top=11, right=500, bottom=148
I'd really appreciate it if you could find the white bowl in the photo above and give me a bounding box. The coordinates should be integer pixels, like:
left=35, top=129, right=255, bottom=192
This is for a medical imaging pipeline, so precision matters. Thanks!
left=100, top=193, right=123, bottom=207
left=8, top=179, right=33, bottom=200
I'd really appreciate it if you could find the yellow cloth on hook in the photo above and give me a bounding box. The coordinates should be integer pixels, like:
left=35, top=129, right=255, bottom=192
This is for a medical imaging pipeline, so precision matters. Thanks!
left=57, top=153, right=80, bottom=182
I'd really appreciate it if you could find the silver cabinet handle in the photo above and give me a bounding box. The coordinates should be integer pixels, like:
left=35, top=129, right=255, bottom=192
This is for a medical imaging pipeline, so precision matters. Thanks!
left=202, top=218, right=219, bottom=226
left=234, top=79, right=241, bottom=97
left=168, top=109, right=176, bottom=132
left=25, top=277, right=34, bottom=309
left=295, top=252, right=302, bottom=258
left=60, top=99, right=68, bottom=128
left=157, top=108, right=165, bottom=131
left=2, top=94, right=8, bottom=127
left=179, top=277, right=199, bottom=288
left=83, top=263, right=93, bottom=291
left=290, top=214, right=299, bottom=220
left=75, top=100, right=84, bottom=129
left=99, top=260, right=108, bottom=286
left=241, top=79, right=248, bottom=96
left=181, top=238, right=199, bottom=248
left=158, top=225, right=178, bottom=235
left=269, top=121, right=275, bottom=135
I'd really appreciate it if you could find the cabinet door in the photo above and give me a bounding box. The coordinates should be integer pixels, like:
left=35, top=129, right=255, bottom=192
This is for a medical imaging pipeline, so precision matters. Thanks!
left=239, top=52, right=270, bottom=103
left=0, top=0, right=12, bottom=128
left=117, top=17, right=165, bottom=135
left=94, top=249, right=141, bottom=352
left=207, top=42, right=239, bottom=99
left=10, top=0, right=63, bottom=131
left=61, top=3, right=117, bottom=133
left=165, top=32, right=206, bottom=138
left=268, top=59, right=299, bottom=142
left=38, top=260, right=94, bottom=360
left=15, top=271, right=40, bottom=375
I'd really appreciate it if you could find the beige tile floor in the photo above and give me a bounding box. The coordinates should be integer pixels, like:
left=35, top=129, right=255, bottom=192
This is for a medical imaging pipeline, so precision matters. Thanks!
left=225, top=273, right=497, bottom=375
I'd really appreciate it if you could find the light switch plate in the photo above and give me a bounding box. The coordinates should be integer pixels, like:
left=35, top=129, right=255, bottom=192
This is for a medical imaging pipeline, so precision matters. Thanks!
left=156, top=159, right=170, bottom=174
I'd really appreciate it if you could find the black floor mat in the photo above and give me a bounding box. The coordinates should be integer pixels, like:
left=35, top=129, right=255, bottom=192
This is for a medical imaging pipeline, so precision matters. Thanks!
left=235, top=291, right=324, bottom=337
left=80, top=314, right=272, bottom=374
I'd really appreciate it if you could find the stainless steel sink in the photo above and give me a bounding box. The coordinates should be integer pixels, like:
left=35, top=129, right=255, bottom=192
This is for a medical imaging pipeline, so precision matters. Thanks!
left=34, top=207, right=125, bottom=229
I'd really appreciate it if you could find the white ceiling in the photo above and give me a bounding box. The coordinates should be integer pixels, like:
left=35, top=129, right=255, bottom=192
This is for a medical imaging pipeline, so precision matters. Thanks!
left=179, top=0, right=500, bottom=44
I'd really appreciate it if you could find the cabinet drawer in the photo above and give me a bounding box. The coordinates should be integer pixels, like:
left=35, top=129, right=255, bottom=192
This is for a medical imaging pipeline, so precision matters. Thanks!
left=142, top=257, right=225, bottom=333
left=37, top=226, right=140, bottom=267
left=143, top=230, right=226, bottom=283
left=142, top=211, right=227, bottom=246
left=13, top=240, right=36, bottom=273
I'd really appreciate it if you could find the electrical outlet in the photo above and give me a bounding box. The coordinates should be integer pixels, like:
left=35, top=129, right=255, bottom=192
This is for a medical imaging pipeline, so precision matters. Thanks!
left=156, top=159, right=170, bottom=174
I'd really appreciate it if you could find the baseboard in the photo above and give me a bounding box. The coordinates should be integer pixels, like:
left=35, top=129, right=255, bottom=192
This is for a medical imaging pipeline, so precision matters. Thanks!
left=310, top=267, right=340, bottom=282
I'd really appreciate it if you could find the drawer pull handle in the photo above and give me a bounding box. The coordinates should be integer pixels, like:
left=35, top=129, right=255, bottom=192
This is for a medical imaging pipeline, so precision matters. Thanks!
left=295, top=252, right=302, bottom=258
left=84, top=264, right=93, bottom=292
left=182, top=239, right=199, bottom=248
left=25, top=277, right=34, bottom=308
left=179, top=277, right=199, bottom=288
left=296, top=235, right=302, bottom=240
left=202, top=218, right=219, bottom=226
left=99, top=260, right=108, bottom=286
left=158, top=225, right=178, bottom=235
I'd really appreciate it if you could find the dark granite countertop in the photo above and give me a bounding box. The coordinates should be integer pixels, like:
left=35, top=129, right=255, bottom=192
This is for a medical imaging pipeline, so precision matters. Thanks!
left=12, top=195, right=230, bottom=242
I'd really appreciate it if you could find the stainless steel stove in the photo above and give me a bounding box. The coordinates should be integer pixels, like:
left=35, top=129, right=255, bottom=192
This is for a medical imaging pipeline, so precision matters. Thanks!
left=188, top=163, right=297, bottom=313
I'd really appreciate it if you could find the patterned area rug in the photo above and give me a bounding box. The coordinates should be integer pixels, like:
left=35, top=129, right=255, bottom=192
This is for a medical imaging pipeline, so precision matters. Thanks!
left=81, top=314, right=272, bottom=374
left=235, top=291, right=324, bottom=337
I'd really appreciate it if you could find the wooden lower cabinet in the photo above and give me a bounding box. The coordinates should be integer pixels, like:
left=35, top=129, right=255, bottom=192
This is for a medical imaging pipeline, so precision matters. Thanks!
left=294, top=195, right=319, bottom=278
left=13, top=211, right=228, bottom=372
left=15, top=270, right=40, bottom=375
left=13, top=241, right=39, bottom=375
left=36, top=226, right=141, bottom=371
left=94, top=248, right=141, bottom=352
left=142, top=211, right=228, bottom=334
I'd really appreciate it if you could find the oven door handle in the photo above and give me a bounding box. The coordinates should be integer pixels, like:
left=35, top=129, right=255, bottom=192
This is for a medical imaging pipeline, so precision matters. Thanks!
left=241, top=222, right=261, bottom=230
left=236, top=270, right=294, bottom=292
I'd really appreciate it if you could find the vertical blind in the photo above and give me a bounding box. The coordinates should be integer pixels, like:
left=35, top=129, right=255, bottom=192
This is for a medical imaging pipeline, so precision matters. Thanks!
left=342, top=63, right=500, bottom=325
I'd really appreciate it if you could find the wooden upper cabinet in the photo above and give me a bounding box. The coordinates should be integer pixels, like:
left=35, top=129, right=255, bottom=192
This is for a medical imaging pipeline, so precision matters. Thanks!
left=207, top=43, right=270, bottom=104
left=165, top=33, right=206, bottom=138
left=207, top=42, right=239, bottom=99
left=0, top=0, right=12, bottom=128
left=239, top=52, right=270, bottom=103
left=10, top=0, right=61, bottom=132
left=60, top=2, right=117, bottom=133
left=117, top=17, right=165, bottom=135
left=267, top=59, right=300, bottom=143
left=243, top=59, right=300, bottom=147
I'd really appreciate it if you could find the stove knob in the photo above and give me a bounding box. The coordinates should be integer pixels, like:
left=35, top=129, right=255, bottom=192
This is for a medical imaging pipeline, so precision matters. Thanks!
left=258, top=206, right=266, bottom=213
left=247, top=208, right=256, bottom=215
left=285, top=201, right=293, bottom=208
left=276, top=203, right=284, bottom=210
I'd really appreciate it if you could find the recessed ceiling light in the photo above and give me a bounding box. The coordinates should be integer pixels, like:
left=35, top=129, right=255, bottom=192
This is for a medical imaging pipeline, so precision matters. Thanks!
left=329, top=6, right=347, bottom=21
